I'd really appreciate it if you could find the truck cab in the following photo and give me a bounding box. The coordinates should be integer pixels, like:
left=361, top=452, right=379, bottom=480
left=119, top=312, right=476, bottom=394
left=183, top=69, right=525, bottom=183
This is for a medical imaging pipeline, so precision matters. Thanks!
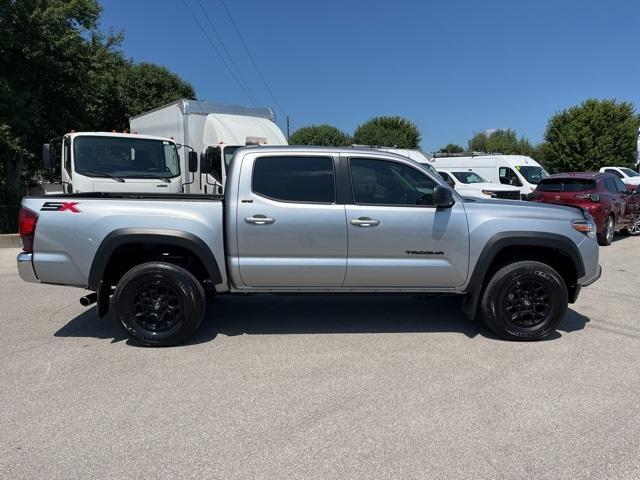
left=43, top=132, right=196, bottom=194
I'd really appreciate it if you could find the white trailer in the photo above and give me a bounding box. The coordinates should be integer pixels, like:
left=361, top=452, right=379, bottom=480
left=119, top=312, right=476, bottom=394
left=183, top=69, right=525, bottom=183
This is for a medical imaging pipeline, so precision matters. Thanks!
left=130, top=99, right=288, bottom=193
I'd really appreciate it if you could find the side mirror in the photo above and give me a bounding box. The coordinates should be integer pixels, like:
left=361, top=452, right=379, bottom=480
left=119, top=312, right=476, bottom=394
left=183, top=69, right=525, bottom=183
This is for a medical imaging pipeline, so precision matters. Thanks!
left=42, top=144, right=56, bottom=170
left=204, top=146, right=223, bottom=183
left=433, top=185, right=455, bottom=208
left=188, top=151, right=198, bottom=173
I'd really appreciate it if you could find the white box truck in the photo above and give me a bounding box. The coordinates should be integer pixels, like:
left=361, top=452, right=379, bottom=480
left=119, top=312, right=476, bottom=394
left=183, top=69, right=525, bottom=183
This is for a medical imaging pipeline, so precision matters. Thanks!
left=130, top=99, right=288, bottom=193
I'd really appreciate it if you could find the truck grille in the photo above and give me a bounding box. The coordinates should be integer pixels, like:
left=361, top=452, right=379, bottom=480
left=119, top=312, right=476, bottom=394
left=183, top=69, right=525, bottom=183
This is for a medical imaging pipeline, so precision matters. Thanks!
left=491, top=191, right=521, bottom=200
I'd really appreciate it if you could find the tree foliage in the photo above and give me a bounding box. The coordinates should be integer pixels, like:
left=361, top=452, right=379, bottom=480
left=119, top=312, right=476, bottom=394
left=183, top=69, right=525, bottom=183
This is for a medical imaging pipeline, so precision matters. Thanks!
left=353, top=116, right=421, bottom=149
left=468, top=129, right=534, bottom=156
left=543, top=99, right=640, bottom=173
left=289, top=124, right=352, bottom=146
left=438, top=143, right=465, bottom=154
left=0, top=0, right=195, bottom=202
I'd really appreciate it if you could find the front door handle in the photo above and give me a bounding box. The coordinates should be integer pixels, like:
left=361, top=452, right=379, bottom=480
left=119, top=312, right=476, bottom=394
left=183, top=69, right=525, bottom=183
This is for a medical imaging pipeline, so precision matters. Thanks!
left=245, top=215, right=275, bottom=225
left=350, top=217, right=380, bottom=227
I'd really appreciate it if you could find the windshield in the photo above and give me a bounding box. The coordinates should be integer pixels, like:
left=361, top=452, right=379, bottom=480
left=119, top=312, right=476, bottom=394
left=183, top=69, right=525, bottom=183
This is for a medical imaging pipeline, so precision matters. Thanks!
left=73, top=136, right=180, bottom=179
left=223, top=145, right=243, bottom=169
left=620, top=167, right=640, bottom=177
left=516, top=165, right=549, bottom=184
left=451, top=171, right=487, bottom=184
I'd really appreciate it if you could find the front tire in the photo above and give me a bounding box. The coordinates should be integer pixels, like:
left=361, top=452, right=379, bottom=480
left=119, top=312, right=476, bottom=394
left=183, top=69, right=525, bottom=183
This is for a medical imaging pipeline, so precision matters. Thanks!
left=112, top=262, right=206, bottom=346
left=480, top=261, right=568, bottom=341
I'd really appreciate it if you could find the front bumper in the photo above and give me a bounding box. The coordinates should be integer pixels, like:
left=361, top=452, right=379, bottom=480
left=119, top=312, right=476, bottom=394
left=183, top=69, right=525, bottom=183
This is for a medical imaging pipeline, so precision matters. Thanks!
left=17, top=253, right=39, bottom=283
left=579, top=264, right=602, bottom=287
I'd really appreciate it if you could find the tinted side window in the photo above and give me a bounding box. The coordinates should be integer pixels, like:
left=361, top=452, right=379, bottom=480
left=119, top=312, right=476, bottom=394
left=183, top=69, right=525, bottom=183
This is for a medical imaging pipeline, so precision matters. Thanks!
left=612, top=176, right=629, bottom=193
left=64, top=138, right=71, bottom=174
left=350, top=158, right=436, bottom=206
left=605, top=168, right=623, bottom=178
left=603, top=177, right=619, bottom=193
left=252, top=156, right=335, bottom=203
left=499, top=167, right=523, bottom=187
left=439, top=171, right=455, bottom=187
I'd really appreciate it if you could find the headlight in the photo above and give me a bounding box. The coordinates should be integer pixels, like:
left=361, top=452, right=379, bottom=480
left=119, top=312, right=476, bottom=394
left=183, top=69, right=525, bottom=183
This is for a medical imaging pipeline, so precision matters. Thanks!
left=481, top=190, right=497, bottom=197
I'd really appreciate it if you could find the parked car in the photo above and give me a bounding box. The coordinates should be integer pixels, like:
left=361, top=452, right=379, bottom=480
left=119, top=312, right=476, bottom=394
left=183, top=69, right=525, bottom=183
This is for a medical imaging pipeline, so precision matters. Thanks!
left=530, top=172, right=640, bottom=245
left=437, top=169, right=521, bottom=200
left=17, top=147, right=601, bottom=345
left=432, top=153, right=549, bottom=197
left=598, top=166, right=640, bottom=191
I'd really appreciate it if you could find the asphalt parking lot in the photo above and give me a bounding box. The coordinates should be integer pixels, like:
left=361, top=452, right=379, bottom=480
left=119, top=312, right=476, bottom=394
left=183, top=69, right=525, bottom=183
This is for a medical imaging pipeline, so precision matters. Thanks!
left=1, top=238, right=639, bottom=480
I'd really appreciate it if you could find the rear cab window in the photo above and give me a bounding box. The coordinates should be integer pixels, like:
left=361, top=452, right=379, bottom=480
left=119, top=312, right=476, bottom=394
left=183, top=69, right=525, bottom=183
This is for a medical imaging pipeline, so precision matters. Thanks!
left=252, top=155, right=336, bottom=203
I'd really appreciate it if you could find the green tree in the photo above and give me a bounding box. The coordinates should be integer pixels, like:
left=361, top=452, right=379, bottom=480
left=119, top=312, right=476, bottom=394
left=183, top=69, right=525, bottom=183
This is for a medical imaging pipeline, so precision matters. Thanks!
left=438, top=143, right=465, bottom=154
left=468, top=129, right=534, bottom=155
left=468, top=131, right=488, bottom=152
left=543, top=99, right=640, bottom=173
left=105, top=62, right=195, bottom=131
left=0, top=0, right=195, bottom=202
left=353, top=116, right=421, bottom=149
left=288, top=124, right=352, bottom=146
left=0, top=0, right=104, bottom=200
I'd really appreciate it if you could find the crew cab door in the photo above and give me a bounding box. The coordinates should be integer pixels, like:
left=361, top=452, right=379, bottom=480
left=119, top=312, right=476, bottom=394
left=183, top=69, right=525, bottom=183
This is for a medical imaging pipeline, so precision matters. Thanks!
left=343, top=156, right=470, bottom=288
left=235, top=153, right=347, bottom=287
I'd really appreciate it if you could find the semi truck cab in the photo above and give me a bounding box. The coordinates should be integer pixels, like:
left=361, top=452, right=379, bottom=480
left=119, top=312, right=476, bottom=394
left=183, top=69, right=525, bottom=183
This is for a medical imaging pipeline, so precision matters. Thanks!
left=43, top=132, right=197, bottom=194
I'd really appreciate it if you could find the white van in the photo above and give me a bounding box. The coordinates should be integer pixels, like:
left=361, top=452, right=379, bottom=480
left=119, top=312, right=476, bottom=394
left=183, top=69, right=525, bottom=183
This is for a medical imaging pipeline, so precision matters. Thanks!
left=431, top=154, right=549, bottom=196
left=436, top=168, right=522, bottom=200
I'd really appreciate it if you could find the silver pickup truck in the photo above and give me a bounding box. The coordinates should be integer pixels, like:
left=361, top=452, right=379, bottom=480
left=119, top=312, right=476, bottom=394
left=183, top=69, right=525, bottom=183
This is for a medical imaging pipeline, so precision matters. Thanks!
left=17, top=146, right=601, bottom=346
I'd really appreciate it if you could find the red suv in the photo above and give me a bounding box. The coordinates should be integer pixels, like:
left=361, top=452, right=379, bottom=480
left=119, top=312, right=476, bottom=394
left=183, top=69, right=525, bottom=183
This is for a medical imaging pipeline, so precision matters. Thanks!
left=530, top=172, right=640, bottom=246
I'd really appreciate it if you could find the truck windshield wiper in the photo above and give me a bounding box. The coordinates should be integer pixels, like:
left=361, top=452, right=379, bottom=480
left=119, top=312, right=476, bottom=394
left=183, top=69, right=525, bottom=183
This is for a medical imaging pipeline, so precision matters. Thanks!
left=130, top=175, right=171, bottom=183
left=78, top=171, right=125, bottom=182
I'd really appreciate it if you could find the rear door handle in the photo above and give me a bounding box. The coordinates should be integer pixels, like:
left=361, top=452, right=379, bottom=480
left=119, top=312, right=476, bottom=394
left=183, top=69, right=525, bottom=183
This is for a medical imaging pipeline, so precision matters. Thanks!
left=245, top=215, right=275, bottom=225
left=350, top=217, right=380, bottom=227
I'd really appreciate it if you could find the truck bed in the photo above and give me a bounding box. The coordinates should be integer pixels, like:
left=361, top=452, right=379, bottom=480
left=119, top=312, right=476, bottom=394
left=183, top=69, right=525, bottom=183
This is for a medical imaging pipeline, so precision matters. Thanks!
left=22, top=194, right=226, bottom=289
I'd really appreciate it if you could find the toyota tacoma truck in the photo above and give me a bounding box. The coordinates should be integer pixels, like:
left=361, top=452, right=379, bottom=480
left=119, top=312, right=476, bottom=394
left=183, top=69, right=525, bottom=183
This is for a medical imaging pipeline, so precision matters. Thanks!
left=17, top=147, right=601, bottom=346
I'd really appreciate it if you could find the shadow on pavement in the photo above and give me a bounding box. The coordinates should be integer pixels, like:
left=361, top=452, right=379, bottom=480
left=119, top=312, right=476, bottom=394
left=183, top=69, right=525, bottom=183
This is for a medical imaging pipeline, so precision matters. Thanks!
left=557, top=308, right=590, bottom=333
left=54, top=294, right=591, bottom=346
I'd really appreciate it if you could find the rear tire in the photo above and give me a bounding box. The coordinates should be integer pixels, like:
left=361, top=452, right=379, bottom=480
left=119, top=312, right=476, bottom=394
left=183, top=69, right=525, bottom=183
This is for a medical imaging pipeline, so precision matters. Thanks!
left=112, top=262, right=206, bottom=347
left=597, top=215, right=615, bottom=246
left=480, top=261, right=568, bottom=341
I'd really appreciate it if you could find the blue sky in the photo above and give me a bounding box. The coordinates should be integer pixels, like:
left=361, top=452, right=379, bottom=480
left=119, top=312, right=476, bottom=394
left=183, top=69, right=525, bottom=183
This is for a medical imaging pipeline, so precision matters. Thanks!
left=100, top=0, right=640, bottom=151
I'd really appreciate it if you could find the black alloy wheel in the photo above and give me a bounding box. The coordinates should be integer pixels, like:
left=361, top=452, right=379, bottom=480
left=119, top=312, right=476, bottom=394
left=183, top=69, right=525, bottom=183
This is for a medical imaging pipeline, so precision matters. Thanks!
left=480, top=260, right=568, bottom=341
left=113, top=262, right=206, bottom=346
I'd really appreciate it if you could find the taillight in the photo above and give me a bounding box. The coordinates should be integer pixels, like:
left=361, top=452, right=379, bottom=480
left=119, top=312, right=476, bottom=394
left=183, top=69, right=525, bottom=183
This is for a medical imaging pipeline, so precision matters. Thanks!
left=575, top=193, right=600, bottom=202
left=18, top=207, right=38, bottom=253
